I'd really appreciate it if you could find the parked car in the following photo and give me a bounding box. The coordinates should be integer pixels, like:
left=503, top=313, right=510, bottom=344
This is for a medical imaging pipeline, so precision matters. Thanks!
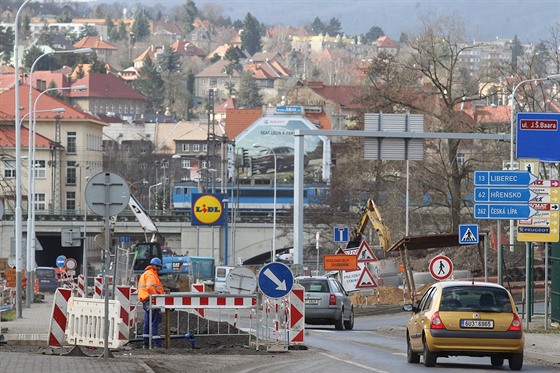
left=35, top=267, right=58, bottom=293
left=252, top=146, right=309, bottom=173
left=403, top=281, right=524, bottom=370
left=297, top=276, right=354, bottom=330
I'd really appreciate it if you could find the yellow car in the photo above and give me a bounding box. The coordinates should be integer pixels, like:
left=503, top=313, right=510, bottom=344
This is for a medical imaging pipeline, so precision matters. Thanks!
left=403, top=281, right=524, bottom=370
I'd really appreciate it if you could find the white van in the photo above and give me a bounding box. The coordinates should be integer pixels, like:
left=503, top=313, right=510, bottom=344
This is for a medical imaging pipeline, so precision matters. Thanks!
left=214, top=266, right=235, bottom=293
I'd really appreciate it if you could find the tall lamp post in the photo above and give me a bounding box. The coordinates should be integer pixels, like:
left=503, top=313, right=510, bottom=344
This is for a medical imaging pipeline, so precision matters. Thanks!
left=252, top=144, right=277, bottom=262
left=25, top=85, right=86, bottom=307
left=13, top=0, right=32, bottom=320
left=508, top=74, right=560, bottom=248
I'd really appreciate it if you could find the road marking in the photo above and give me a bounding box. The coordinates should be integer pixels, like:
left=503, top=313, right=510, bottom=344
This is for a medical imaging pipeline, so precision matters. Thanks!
left=319, top=352, right=390, bottom=373
left=393, top=352, right=406, bottom=357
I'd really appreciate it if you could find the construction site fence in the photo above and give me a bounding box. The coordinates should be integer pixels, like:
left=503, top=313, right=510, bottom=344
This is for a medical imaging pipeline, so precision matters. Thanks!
left=139, top=293, right=292, bottom=350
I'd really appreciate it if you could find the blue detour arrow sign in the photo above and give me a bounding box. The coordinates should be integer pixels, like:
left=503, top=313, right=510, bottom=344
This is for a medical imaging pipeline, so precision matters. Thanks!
left=474, top=187, right=538, bottom=203
left=474, top=204, right=538, bottom=219
left=258, top=262, right=294, bottom=299
left=474, top=171, right=537, bottom=187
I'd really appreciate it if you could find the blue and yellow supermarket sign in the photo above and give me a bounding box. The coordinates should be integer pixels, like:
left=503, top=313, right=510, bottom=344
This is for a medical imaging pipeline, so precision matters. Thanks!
left=191, top=193, right=226, bottom=226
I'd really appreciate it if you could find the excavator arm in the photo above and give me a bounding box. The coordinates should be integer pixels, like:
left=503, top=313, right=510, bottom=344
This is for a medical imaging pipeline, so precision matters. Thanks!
left=348, top=199, right=392, bottom=251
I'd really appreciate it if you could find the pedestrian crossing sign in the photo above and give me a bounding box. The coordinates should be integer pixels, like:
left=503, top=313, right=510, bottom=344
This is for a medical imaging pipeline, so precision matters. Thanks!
left=458, top=224, right=479, bottom=244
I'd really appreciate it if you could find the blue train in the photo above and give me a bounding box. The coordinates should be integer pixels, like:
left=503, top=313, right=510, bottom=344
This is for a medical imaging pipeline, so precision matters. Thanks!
left=172, top=181, right=329, bottom=211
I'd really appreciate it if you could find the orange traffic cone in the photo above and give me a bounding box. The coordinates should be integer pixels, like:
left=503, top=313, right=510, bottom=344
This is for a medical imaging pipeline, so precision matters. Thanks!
left=34, top=278, right=39, bottom=294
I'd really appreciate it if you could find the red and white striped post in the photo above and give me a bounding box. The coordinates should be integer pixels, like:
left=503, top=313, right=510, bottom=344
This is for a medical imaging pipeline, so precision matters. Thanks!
left=48, top=288, right=72, bottom=347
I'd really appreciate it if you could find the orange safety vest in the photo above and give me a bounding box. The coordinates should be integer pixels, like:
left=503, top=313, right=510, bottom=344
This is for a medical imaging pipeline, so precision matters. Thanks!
left=138, top=265, right=164, bottom=302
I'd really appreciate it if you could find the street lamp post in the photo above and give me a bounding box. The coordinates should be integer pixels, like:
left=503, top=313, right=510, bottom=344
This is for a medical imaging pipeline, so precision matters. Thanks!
left=149, top=182, right=162, bottom=211
left=252, top=144, right=277, bottom=262
left=508, top=74, right=560, bottom=248
left=13, top=0, right=32, bottom=319
left=25, top=85, right=86, bottom=307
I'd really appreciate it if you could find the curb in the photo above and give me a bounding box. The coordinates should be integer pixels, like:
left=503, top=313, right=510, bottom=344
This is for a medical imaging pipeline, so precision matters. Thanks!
left=525, top=351, right=560, bottom=365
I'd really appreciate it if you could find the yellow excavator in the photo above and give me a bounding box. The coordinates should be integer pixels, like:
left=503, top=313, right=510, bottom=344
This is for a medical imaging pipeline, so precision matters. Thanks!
left=347, top=199, right=392, bottom=252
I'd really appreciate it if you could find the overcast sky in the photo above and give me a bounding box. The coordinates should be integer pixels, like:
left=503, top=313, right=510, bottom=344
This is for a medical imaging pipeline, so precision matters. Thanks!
left=95, top=0, right=560, bottom=43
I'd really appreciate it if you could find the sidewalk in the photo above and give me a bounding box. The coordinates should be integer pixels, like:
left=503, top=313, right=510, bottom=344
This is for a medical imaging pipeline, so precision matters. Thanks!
left=1, top=293, right=559, bottom=369
left=0, top=293, right=153, bottom=373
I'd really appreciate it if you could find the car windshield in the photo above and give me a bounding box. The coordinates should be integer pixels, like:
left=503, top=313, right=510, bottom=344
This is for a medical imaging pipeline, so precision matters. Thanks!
left=439, top=286, right=513, bottom=313
left=299, top=279, right=329, bottom=292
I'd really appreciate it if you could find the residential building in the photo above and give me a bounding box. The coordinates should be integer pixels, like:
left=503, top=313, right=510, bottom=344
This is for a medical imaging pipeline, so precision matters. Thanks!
left=73, top=36, right=118, bottom=66
left=0, top=84, right=106, bottom=214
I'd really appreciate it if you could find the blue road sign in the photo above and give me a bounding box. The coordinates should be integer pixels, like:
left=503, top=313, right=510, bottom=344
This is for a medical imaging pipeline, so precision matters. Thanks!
left=56, top=255, right=67, bottom=268
left=474, top=187, right=537, bottom=203
left=474, top=171, right=537, bottom=187
left=459, top=224, right=479, bottom=244
left=258, top=262, right=294, bottom=299
left=333, top=227, right=349, bottom=243
left=517, top=112, right=560, bottom=162
left=474, top=204, right=537, bottom=220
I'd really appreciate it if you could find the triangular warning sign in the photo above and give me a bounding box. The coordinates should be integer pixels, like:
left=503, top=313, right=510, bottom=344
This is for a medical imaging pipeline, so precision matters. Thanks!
left=335, top=247, right=345, bottom=255
left=355, top=266, right=378, bottom=288
left=460, top=228, right=477, bottom=243
left=290, top=303, right=304, bottom=326
left=291, top=330, right=304, bottom=343
left=356, top=240, right=378, bottom=262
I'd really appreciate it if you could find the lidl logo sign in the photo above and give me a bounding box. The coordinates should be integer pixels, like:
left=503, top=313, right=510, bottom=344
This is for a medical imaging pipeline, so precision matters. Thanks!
left=191, top=193, right=226, bottom=226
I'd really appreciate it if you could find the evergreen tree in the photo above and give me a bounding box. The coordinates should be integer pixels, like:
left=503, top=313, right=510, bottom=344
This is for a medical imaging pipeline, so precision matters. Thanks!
left=183, top=0, right=198, bottom=36
left=236, top=72, right=262, bottom=108
left=324, top=17, right=342, bottom=36
left=132, top=9, right=151, bottom=41
left=511, top=34, right=523, bottom=69
left=224, top=46, right=240, bottom=75
left=89, top=52, right=107, bottom=74
left=533, top=41, right=549, bottom=77
left=0, top=25, right=14, bottom=64
left=79, top=24, right=99, bottom=39
left=132, top=57, right=164, bottom=112
left=118, top=21, right=128, bottom=41
left=23, top=46, right=57, bottom=71
left=365, top=26, right=384, bottom=44
left=240, top=12, right=262, bottom=55
left=310, top=17, right=324, bottom=34
left=160, top=45, right=181, bottom=73
left=75, top=64, right=85, bottom=79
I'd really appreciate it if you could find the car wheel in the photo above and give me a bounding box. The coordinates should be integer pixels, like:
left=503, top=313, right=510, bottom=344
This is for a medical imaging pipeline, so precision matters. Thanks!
left=406, top=334, right=420, bottom=363
left=344, top=308, right=354, bottom=330
left=334, top=312, right=344, bottom=330
left=508, top=353, right=523, bottom=371
left=422, top=339, right=437, bottom=367
left=490, top=355, right=504, bottom=367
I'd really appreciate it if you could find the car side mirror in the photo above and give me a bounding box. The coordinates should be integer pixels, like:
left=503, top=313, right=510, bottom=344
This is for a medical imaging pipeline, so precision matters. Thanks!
left=403, top=303, right=415, bottom=312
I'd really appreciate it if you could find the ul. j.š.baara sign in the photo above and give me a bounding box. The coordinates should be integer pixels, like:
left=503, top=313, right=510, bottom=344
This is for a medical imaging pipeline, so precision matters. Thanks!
left=191, top=193, right=226, bottom=226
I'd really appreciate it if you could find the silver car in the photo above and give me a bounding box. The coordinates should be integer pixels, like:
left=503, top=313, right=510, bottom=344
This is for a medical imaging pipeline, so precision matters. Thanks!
left=297, top=276, right=354, bottom=330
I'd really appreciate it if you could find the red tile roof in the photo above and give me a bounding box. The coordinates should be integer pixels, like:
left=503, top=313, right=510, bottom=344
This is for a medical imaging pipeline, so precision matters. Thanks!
left=70, top=73, right=146, bottom=100
left=73, top=36, right=117, bottom=50
left=0, top=84, right=104, bottom=122
left=376, top=35, right=398, bottom=48
left=456, top=101, right=511, bottom=123
left=224, top=108, right=263, bottom=139
left=215, top=98, right=237, bottom=113
left=170, top=40, right=207, bottom=58
left=0, top=125, right=53, bottom=148
left=305, top=111, right=332, bottom=130
left=305, top=82, right=363, bottom=109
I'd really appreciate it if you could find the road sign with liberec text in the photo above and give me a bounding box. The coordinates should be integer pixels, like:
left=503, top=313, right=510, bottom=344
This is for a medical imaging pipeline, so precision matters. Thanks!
left=474, top=170, right=537, bottom=187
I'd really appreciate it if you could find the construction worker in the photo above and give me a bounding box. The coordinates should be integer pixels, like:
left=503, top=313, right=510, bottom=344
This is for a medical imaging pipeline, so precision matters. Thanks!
left=138, top=257, right=164, bottom=348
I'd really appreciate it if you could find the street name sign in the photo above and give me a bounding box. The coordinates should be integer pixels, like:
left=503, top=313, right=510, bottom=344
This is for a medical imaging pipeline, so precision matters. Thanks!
left=517, top=112, right=560, bottom=162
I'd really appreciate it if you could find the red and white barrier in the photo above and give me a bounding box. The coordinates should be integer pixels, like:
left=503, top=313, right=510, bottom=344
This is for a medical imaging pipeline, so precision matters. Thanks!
left=48, top=288, right=72, bottom=347
left=289, top=284, right=305, bottom=344
left=190, top=283, right=206, bottom=318
left=93, top=277, right=103, bottom=299
left=152, top=294, right=256, bottom=309
left=76, top=275, right=86, bottom=297
left=116, top=286, right=132, bottom=329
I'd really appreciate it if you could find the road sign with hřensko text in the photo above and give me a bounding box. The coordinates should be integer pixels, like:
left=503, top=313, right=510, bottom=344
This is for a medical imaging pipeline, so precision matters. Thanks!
left=517, top=112, right=560, bottom=162
left=474, top=170, right=537, bottom=187
left=474, top=204, right=537, bottom=220
left=474, top=188, right=537, bottom=203
left=458, top=224, right=479, bottom=244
